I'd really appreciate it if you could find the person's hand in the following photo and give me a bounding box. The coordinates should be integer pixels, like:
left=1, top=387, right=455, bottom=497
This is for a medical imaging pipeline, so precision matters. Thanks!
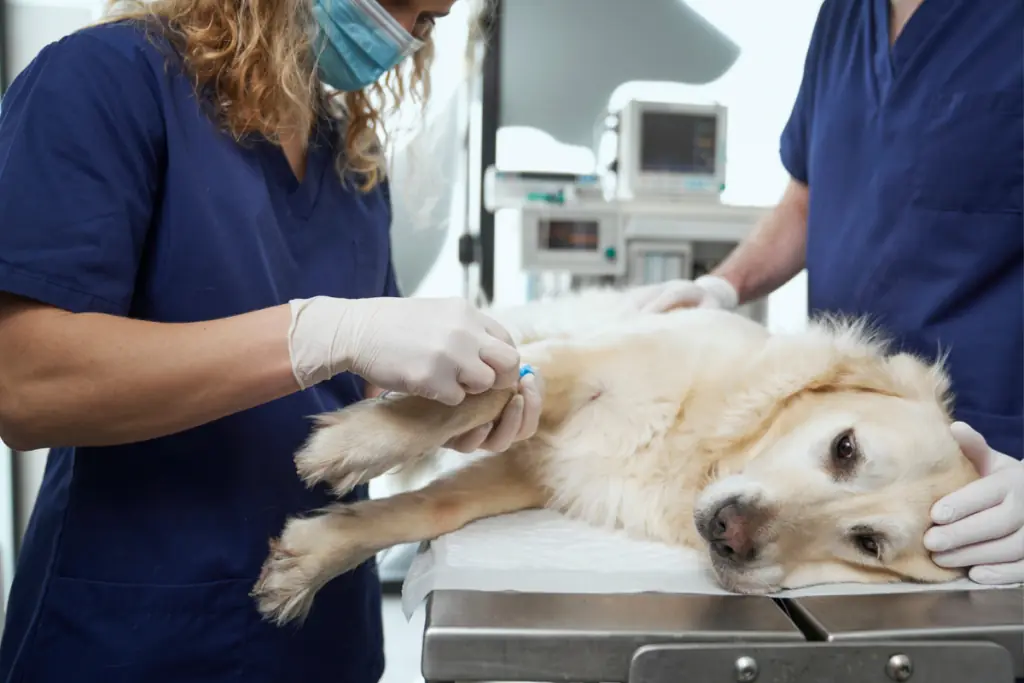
left=444, top=371, right=544, bottom=453
left=924, top=422, right=1024, bottom=585
left=630, top=275, right=740, bottom=314
left=288, top=296, right=521, bottom=405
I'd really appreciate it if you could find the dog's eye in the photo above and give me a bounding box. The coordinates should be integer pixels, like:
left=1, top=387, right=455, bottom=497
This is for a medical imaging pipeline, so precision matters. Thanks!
left=831, top=429, right=858, bottom=464
left=853, top=534, right=881, bottom=559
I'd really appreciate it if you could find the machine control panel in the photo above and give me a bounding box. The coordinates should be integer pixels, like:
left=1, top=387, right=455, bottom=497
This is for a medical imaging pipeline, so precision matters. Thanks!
left=520, top=206, right=627, bottom=277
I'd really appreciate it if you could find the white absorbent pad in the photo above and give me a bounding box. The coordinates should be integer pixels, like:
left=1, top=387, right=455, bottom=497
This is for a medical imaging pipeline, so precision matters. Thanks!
left=400, top=509, right=1013, bottom=618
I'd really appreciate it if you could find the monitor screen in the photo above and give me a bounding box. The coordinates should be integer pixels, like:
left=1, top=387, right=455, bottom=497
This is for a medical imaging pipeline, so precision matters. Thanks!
left=541, top=219, right=599, bottom=251
left=639, top=111, right=718, bottom=175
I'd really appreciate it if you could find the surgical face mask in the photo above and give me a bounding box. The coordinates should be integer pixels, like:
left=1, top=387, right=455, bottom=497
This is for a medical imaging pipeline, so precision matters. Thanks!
left=312, top=0, right=424, bottom=92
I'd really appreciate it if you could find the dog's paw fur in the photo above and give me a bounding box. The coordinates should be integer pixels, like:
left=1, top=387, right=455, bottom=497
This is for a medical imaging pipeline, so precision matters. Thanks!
left=251, top=536, right=322, bottom=626
left=251, top=510, right=377, bottom=626
left=252, top=516, right=330, bottom=625
left=294, top=436, right=384, bottom=498
left=294, top=400, right=436, bottom=497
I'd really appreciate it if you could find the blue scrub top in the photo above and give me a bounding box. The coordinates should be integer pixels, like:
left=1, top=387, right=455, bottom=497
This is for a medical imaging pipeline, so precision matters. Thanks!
left=0, top=22, right=398, bottom=683
left=783, top=0, right=1024, bottom=460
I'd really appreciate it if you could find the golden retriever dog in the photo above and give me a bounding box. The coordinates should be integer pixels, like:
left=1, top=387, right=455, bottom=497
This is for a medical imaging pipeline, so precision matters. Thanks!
left=251, top=289, right=979, bottom=625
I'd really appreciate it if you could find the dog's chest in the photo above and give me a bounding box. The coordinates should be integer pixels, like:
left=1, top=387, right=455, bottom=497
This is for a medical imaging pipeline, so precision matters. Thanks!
left=534, top=397, right=696, bottom=547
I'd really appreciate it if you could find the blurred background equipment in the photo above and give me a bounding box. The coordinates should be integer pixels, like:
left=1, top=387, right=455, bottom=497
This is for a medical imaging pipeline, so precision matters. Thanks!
left=462, top=0, right=741, bottom=305
left=483, top=96, right=767, bottom=323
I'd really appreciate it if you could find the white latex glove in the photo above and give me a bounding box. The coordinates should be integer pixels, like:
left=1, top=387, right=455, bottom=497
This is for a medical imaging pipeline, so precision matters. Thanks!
left=924, top=421, right=1024, bottom=585
left=630, top=275, right=740, bottom=314
left=444, top=371, right=544, bottom=453
left=288, top=296, right=521, bottom=405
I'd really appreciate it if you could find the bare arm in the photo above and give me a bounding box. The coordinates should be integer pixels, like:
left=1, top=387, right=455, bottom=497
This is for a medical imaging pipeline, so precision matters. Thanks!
left=0, top=294, right=299, bottom=451
left=713, top=178, right=810, bottom=305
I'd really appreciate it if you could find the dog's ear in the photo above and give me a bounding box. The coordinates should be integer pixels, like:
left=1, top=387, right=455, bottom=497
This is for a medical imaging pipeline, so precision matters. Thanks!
left=882, top=352, right=954, bottom=416
left=695, top=317, right=942, bottom=457
left=696, top=319, right=890, bottom=455
left=790, top=319, right=951, bottom=414
left=740, top=316, right=897, bottom=399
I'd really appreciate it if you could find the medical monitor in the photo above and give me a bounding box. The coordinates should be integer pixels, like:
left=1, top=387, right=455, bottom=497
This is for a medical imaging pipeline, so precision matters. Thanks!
left=616, top=100, right=727, bottom=200
left=520, top=205, right=626, bottom=277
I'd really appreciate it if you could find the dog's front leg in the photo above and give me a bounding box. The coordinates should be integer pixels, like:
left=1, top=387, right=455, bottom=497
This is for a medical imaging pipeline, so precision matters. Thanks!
left=292, top=385, right=519, bottom=497
left=292, top=340, right=606, bottom=497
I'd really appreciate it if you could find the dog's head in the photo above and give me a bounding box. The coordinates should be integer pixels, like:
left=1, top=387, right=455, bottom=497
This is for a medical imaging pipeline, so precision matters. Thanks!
left=692, top=319, right=980, bottom=594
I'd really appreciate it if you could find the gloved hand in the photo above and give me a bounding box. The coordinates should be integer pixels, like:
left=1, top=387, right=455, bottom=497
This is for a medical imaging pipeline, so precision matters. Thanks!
left=444, top=371, right=544, bottom=453
left=288, top=296, right=521, bottom=405
left=924, top=422, right=1024, bottom=585
left=630, top=275, right=740, bottom=314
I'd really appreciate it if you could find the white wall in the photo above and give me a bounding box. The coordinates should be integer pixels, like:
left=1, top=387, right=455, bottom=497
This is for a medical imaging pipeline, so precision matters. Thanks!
left=8, top=1, right=105, bottom=73
left=0, top=446, right=14, bottom=605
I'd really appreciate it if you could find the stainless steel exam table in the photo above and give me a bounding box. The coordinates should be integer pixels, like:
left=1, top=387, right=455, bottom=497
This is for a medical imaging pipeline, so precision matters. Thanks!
left=419, top=587, right=1024, bottom=683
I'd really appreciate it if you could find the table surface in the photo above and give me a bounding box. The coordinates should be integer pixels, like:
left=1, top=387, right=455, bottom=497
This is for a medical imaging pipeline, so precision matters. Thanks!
left=420, top=587, right=1024, bottom=682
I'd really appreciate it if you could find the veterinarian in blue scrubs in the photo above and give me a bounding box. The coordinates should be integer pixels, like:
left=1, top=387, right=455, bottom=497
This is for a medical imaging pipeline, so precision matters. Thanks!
left=0, top=1, right=541, bottom=682
left=641, top=0, right=1024, bottom=588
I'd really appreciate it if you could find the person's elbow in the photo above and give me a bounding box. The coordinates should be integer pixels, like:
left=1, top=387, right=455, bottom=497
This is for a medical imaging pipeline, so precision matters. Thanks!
left=0, top=364, right=49, bottom=451
left=0, top=379, right=44, bottom=451
left=781, top=177, right=809, bottom=216
left=0, top=296, right=60, bottom=451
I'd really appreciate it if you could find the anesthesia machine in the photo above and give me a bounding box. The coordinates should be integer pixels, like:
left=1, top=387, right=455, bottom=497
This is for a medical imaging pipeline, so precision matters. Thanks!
left=484, top=97, right=768, bottom=323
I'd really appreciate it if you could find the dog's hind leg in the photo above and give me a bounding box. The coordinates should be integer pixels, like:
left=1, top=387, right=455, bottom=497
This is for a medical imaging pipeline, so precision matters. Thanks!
left=294, top=340, right=607, bottom=497
left=252, top=452, right=546, bottom=625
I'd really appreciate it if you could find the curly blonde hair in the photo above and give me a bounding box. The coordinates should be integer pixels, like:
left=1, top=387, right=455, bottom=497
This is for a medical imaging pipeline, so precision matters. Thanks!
left=104, top=0, right=438, bottom=191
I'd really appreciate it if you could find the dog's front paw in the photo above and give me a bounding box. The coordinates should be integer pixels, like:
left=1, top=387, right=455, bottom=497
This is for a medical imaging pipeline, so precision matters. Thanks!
left=251, top=509, right=377, bottom=626
left=295, top=404, right=414, bottom=497
left=294, top=443, right=374, bottom=498
left=251, top=514, right=340, bottom=625
left=251, top=535, right=321, bottom=626
left=294, top=418, right=381, bottom=497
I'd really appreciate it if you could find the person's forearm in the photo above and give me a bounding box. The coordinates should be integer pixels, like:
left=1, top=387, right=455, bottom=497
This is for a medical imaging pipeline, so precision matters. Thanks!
left=0, top=296, right=301, bottom=450
left=712, top=179, right=810, bottom=305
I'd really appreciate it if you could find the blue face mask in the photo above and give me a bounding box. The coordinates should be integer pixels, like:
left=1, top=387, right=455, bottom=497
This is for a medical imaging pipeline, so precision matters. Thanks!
left=312, top=0, right=424, bottom=92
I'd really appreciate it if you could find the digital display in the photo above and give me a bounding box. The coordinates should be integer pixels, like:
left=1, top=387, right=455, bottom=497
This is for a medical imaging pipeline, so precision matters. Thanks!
left=541, top=220, right=599, bottom=251
left=639, top=111, right=718, bottom=175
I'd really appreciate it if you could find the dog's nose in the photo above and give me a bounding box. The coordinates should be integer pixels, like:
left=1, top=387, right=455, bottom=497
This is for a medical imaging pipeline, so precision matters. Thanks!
left=709, top=502, right=757, bottom=563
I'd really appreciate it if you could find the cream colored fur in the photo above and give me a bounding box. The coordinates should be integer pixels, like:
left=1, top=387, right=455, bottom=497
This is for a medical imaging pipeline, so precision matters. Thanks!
left=251, top=289, right=980, bottom=625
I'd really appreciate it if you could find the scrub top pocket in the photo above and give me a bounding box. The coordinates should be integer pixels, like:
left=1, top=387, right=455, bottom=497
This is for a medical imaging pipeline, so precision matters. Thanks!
left=911, top=90, right=1023, bottom=215
left=21, top=576, right=253, bottom=683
